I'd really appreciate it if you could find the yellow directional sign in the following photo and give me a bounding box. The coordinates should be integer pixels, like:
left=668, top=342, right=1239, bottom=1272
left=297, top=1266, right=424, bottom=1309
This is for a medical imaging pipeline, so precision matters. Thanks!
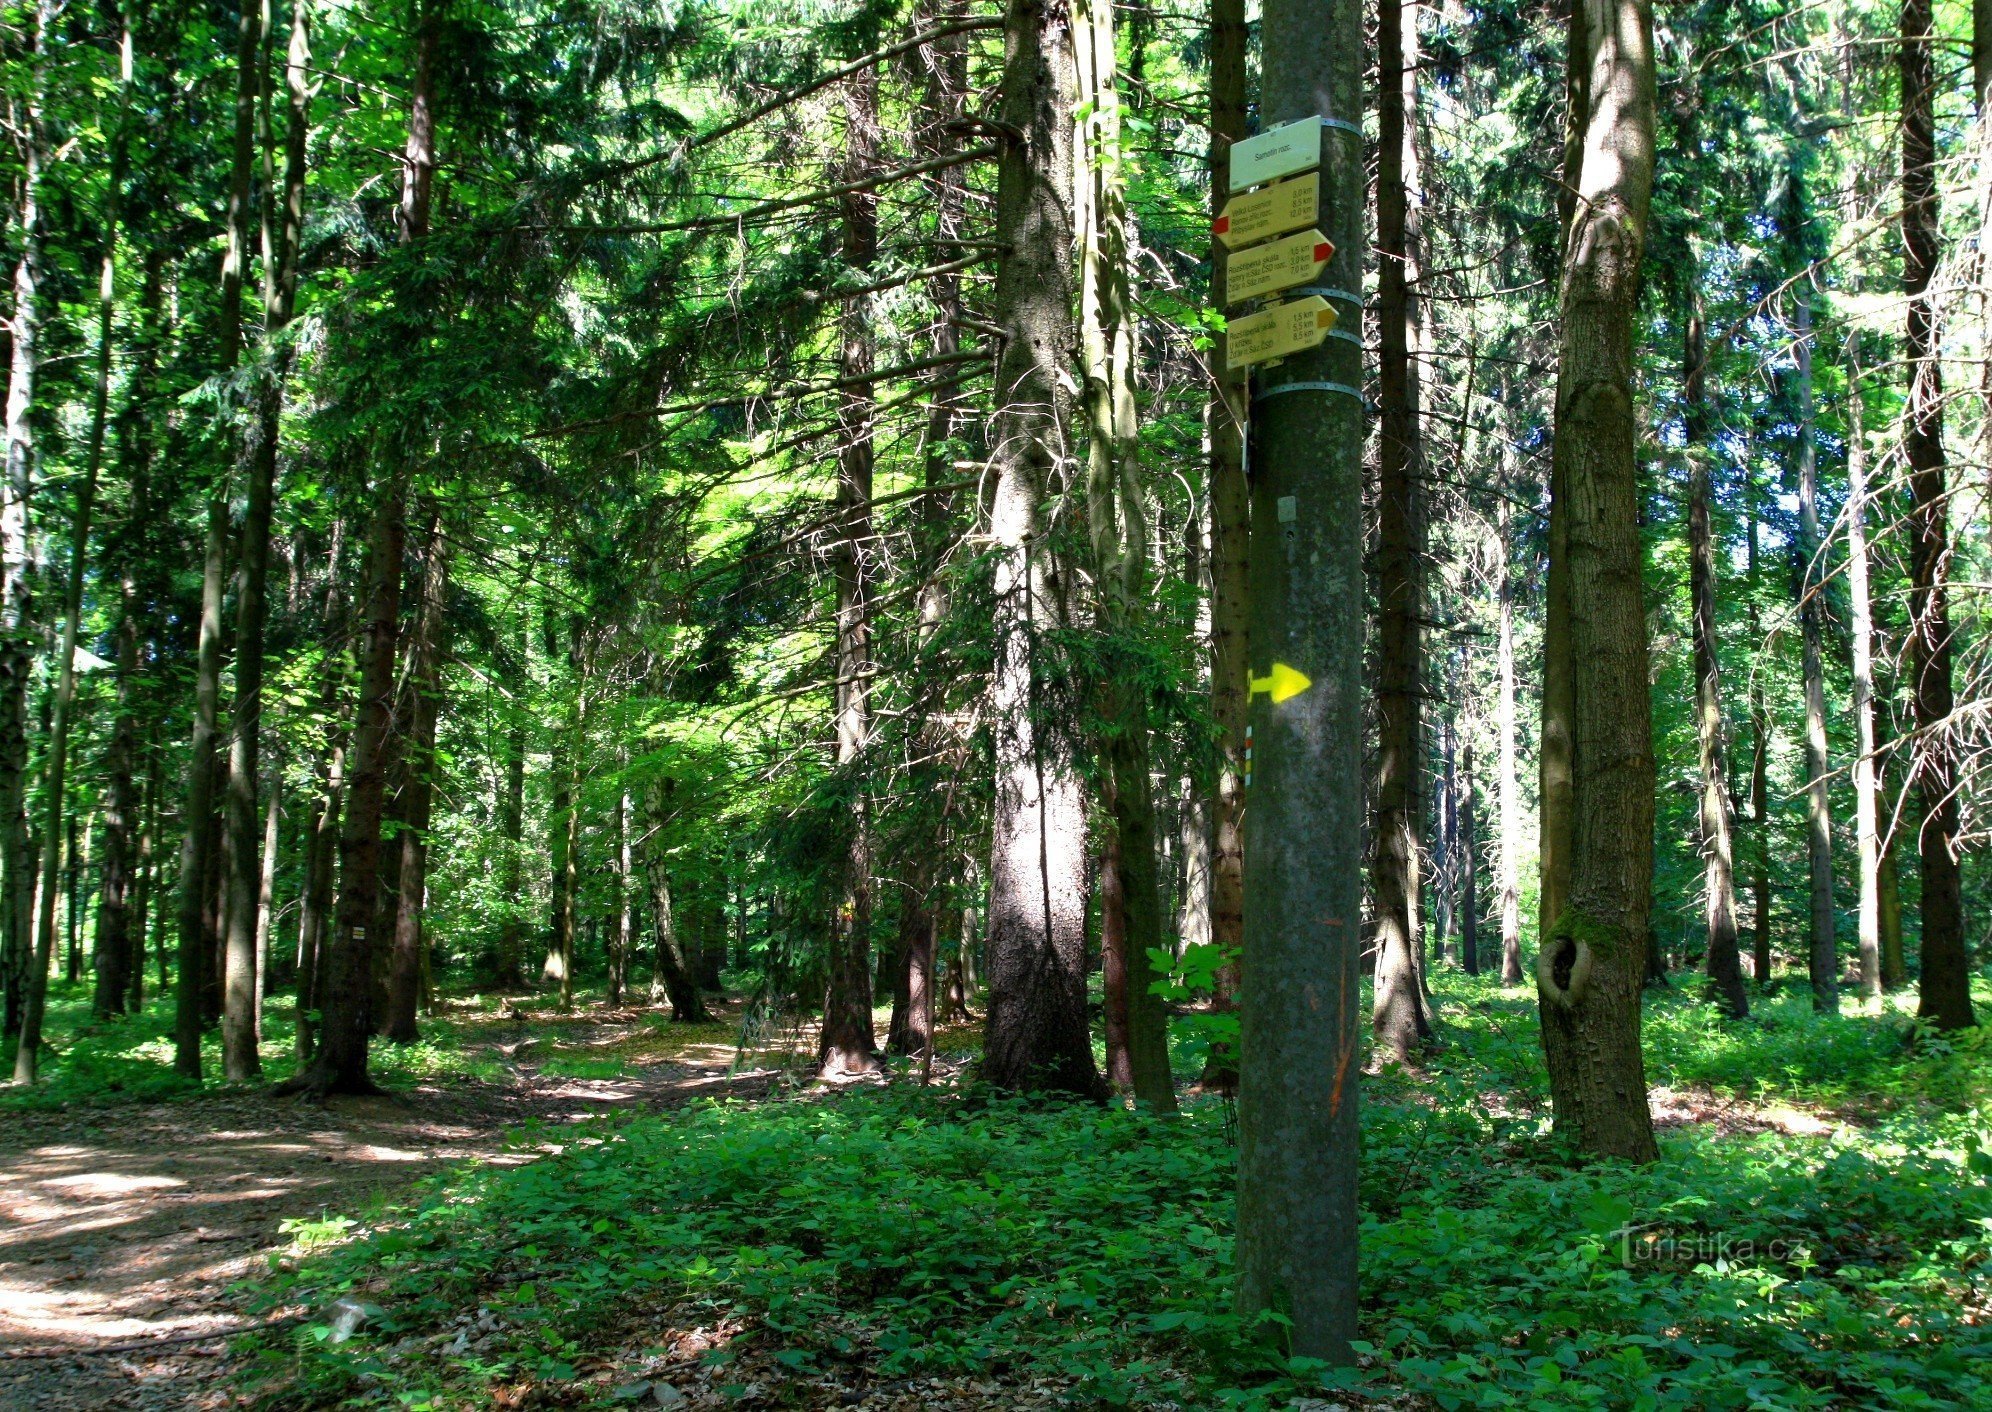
left=1225, top=295, right=1338, bottom=370
left=1226, top=229, right=1334, bottom=305
left=1214, top=173, right=1318, bottom=251
left=1228, top=116, right=1323, bottom=192
left=1250, top=662, right=1312, bottom=703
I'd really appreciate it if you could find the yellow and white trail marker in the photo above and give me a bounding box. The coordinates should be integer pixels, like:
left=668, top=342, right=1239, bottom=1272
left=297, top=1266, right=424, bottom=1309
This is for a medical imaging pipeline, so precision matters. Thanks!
left=1249, top=661, right=1312, bottom=704
left=1213, top=173, right=1319, bottom=251
left=1226, top=229, right=1334, bottom=305
left=1225, top=295, right=1338, bottom=370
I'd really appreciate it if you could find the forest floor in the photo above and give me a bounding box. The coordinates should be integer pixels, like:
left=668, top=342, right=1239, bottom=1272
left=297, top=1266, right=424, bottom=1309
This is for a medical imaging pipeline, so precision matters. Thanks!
left=3, top=974, right=1990, bottom=1411
left=0, top=993, right=803, bottom=1410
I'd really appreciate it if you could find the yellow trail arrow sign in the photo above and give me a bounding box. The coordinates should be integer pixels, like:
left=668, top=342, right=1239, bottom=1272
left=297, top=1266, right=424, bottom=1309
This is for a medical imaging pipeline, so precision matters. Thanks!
left=1250, top=661, right=1312, bottom=704
left=1225, top=295, right=1338, bottom=370
left=1214, top=173, right=1318, bottom=251
left=1226, top=229, right=1334, bottom=305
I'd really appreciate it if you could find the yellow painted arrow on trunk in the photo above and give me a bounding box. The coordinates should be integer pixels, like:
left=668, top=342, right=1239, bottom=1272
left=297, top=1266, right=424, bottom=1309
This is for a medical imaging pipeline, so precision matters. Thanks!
left=1249, top=662, right=1312, bottom=703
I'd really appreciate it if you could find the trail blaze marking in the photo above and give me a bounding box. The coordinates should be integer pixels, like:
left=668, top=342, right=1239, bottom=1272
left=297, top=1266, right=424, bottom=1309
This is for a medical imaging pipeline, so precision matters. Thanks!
left=1249, top=662, right=1312, bottom=704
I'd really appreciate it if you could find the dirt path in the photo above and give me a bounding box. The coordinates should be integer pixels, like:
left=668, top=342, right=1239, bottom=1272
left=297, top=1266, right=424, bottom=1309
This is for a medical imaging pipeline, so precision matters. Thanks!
left=0, top=1015, right=782, bottom=1411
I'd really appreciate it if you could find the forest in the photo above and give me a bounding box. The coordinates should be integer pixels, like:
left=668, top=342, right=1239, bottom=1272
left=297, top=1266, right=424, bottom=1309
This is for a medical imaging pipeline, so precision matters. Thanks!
left=1, top=0, right=1991, bottom=1405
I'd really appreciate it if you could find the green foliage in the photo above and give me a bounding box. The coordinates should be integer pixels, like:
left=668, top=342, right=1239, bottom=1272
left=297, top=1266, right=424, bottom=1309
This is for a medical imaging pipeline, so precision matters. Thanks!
left=248, top=976, right=1992, bottom=1410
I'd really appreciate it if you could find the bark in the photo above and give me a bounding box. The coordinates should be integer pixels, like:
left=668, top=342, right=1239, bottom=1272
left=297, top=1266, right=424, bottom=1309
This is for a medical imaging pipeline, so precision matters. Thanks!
left=1, top=3, right=48, bottom=1058
left=1901, top=0, right=1974, bottom=1030
left=1746, top=476, right=1773, bottom=981
left=1845, top=361, right=1883, bottom=1003
left=1233, top=0, right=1366, bottom=1360
left=1790, top=293, right=1837, bottom=1013
left=495, top=619, right=528, bottom=990
left=1683, top=295, right=1747, bottom=1017
left=608, top=789, right=631, bottom=1007
left=1099, top=831, right=1134, bottom=1092
left=222, top=0, right=310, bottom=1080
left=1371, top=0, right=1433, bottom=1064
left=295, top=717, right=344, bottom=1062
left=1076, top=0, right=1173, bottom=1110
left=978, top=0, right=1103, bottom=1100
left=1460, top=738, right=1479, bottom=976
left=819, top=61, right=882, bottom=1079
left=1199, top=0, right=1248, bottom=1093
left=384, top=509, right=449, bottom=1042
left=1496, top=502, right=1524, bottom=984
left=1533, top=0, right=1660, bottom=1163
left=254, top=780, right=279, bottom=1041
left=642, top=784, right=710, bottom=1023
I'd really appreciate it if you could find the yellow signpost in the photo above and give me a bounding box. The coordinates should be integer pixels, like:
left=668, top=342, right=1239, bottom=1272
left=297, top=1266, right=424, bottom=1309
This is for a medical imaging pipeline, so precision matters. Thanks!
left=1214, top=173, right=1319, bottom=251
left=1225, top=295, right=1338, bottom=370
left=1226, top=229, right=1333, bottom=305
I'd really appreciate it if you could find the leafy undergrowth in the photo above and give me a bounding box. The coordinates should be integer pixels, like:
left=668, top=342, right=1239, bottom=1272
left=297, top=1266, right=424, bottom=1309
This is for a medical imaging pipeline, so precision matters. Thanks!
left=245, top=976, right=1992, bottom=1411
left=0, top=981, right=509, bottom=1112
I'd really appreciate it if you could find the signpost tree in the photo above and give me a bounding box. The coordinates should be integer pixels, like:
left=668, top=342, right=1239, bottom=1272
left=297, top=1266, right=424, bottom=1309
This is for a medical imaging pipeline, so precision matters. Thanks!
left=1231, top=0, right=1364, bottom=1365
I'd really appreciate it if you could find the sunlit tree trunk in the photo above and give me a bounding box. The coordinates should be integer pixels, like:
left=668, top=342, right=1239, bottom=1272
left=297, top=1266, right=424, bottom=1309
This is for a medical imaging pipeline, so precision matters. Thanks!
left=1, top=3, right=50, bottom=1056
left=1496, top=501, right=1524, bottom=984
left=1843, top=362, right=1883, bottom=1004
left=221, top=0, right=311, bottom=1079
left=979, top=0, right=1103, bottom=1099
left=1373, top=0, right=1434, bottom=1063
left=1076, top=0, right=1173, bottom=1110
left=1534, top=0, right=1660, bottom=1162
left=384, top=509, right=448, bottom=1042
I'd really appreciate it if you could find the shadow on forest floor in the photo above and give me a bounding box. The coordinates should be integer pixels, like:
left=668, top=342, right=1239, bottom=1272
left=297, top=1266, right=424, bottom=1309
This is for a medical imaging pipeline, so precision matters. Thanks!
left=0, top=991, right=791, bottom=1411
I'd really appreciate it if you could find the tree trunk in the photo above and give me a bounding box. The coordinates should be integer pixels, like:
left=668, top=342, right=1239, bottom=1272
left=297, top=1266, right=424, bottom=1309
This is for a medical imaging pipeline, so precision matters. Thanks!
left=1901, top=0, right=1974, bottom=1030
left=978, top=0, right=1103, bottom=1100
left=1, top=3, right=49, bottom=1065
left=295, top=714, right=344, bottom=1063
left=1788, top=293, right=1837, bottom=1013
left=1075, top=0, right=1173, bottom=1110
left=223, top=0, right=310, bottom=1080
left=1199, top=0, right=1248, bottom=1094
left=1684, top=295, right=1747, bottom=1018
left=1845, top=357, right=1883, bottom=1004
left=1371, top=0, right=1433, bottom=1065
left=384, top=509, right=448, bottom=1043
left=495, top=623, right=527, bottom=990
left=642, top=785, right=710, bottom=1023
left=607, top=788, right=631, bottom=1008
left=1460, top=737, right=1479, bottom=976
left=1233, top=0, right=1366, bottom=1360
left=1099, top=831, right=1134, bottom=1092
left=1533, top=0, right=1660, bottom=1163
left=1496, top=502, right=1524, bottom=984
left=819, top=60, right=882, bottom=1079
left=1746, top=476, right=1773, bottom=982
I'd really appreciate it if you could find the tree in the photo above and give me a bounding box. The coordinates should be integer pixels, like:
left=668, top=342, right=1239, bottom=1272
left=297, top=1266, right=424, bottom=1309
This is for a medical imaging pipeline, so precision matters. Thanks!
left=1233, top=0, right=1366, bottom=1360
left=1372, top=0, right=1435, bottom=1064
left=1534, top=0, right=1661, bottom=1163
left=977, top=0, right=1103, bottom=1101
left=1682, top=292, right=1747, bottom=1018
left=1900, top=0, right=1973, bottom=1031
